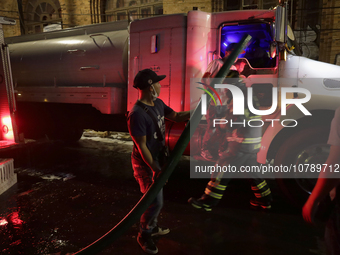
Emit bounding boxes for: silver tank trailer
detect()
[7,21,129,88]
[4,21,130,140]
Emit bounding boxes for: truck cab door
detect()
[128,28,171,111]
[139,30,171,103]
[128,15,187,112]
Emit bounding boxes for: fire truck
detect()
[5,4,340,205]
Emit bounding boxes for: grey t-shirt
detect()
[128,98,173,162]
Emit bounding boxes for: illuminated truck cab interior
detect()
[220,22,277,74]
[219,22,278,112]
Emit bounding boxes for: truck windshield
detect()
[221,22,276,70]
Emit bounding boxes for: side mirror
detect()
[275,5,287,43]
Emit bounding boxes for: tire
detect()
[274,126,330,207]
[46,119,83,142]
[59,127,84,142]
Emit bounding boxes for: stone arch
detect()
[90,0,107,23]
[91,0,99,23]
[24,0,62,34]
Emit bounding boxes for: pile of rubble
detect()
[82,130,132,141]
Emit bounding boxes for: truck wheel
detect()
[47,125,83,142]
[274,126,330,207]
[60,128,84,142]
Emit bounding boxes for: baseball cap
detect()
[133,69,166,90]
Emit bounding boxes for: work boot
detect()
[151,225,170,237]
[188,197,213,212]
[250,198,272,210]
[137,232,158,254]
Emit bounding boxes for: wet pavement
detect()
[0,134,325,254]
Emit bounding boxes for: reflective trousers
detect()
[202,152,272,206]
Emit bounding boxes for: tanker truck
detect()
[5,5,340,205]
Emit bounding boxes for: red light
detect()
[2,116,11,126]
[1,116,14,140]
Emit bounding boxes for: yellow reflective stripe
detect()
[208,181,227,191]
[242,137,262,144]
[261,189,272,197]
[203,206,212,211]
[253,189,271,198]
[254,144,261,149]
[215,185,227,191]
[191,203,202,209]
[205,188,223,199]
[242,141,261,144]
[258,181,267,189]
[249,116,261,119]
[251,181,267,190]
[244,137,262,141]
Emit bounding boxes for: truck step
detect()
[0,158,17,196]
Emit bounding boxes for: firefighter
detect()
[201,43,246,161]
[189,78,273,210]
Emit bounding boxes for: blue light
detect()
[223,42,228,47]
